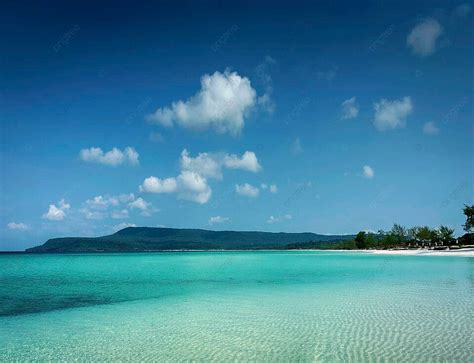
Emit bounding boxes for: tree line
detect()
[286,205,474,250]
[346,205,474,250]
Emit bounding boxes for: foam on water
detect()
[1,251,473,361]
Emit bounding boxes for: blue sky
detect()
[1,0,472,250]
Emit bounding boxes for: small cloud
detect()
[423,121,439,135]
[363,165,375,179]
[79,209,106,220]
[341,97,359,119]
[407,19,443,57]
[180,149,261,179]
[373,97,413,131]
[140,172,211,204]
[140,176,178,193]
[223,151,261,172]
[235,183,259,197]
[7,222,29,231]
[209,216,230,225]
[128,197,154,216]
[42,199,70,221]
[267,214,292,224]
[269,184,278,193]
[79,147,139,166]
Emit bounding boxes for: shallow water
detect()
[1,251,473,361]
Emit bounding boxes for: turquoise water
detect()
[1,251,473,361]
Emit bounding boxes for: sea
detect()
[1,251,472,361]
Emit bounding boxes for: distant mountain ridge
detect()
[26,227,354,253]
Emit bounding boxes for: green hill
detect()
[26,227,354,253]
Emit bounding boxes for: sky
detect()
[1,0,473,251]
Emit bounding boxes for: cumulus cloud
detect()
[7,222,29,231]
[363,165,375,179]
[139,177,178,193]
[407,19,443,57]
[267,214,292,224]
[179,149,261,179]
[223,151,261,172]
[235,183,259,197]
[140,149,260,204]
[423,121,439,135]
[176,171,212,204]
[180,149,223,179]
[80,147,139,166]
[146,70,258,135]
[373,97,413,131]
[341,97,359,119]
[209,216,230,225]
[269,184,278,193]
[43,199,70,221]
[128,197,154,216]
[139,172,211,204]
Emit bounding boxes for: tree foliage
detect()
[463,204,474,232]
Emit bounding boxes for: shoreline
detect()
[363,248,474,257]
[2,248,473,256]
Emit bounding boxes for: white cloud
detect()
[373,97,413,131]
[423,121,439,135]
[7,222,29,231]
[42,199,70,221]
[139,172,211,204]
[267,214,292,224]
[139,176,178,193]
[112,222,137,232]
[128,197,154,216]
[85,195,124,210]
[146,70,258,135]
[453,3,471,17]
[363,165,375,179]
[79,209,106,220]
[140,149,260,204]
[407,19,443,57]
[181,149,223,179]
[341,97,359,119]
[223,151,261,172]
[82,194,154,218]
[235,183,259,197]
[79,147,139,166]
[209,216,230,225]
[176,171,212,204]
[180,149,261,179]
[269,184,278,193]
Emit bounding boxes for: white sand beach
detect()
[367,248,474,257]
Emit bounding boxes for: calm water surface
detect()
[1,251,473,361]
